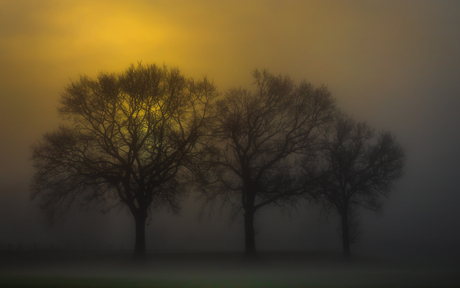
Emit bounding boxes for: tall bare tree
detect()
[199,70,335,255]
[30,63,217,256]
[304,113,405,258]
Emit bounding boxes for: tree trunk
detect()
[134,213,147,257]
[244,209,256,256]
[341,211,351,259]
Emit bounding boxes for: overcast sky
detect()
[1,0,460,261]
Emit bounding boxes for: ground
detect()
[0,250,459,287]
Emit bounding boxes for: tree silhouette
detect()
[199,70,335,255]
[303,113,405,258]
[30,63,217,256]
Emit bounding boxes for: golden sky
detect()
[2,0,458,120]
[1,0,460,256]
[2,0,451,86]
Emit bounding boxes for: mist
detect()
[1,0,460,286]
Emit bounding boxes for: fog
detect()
[1,2,460,283]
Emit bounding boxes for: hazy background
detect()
[1,0,459,262]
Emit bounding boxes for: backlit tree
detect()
[31,63,217,256]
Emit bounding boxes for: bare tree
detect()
[199,70,335,255]
[304,113,405,258]
[30,63,217,256]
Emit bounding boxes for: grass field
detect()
[0,251,458,287]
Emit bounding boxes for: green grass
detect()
[0,276,319,288]
[2,275,457,288]
[1,251,458,287]
[3,276,185,288]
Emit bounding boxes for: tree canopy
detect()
[199,69,336,254]
[31,63,217,255]
[304,112,405,257]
